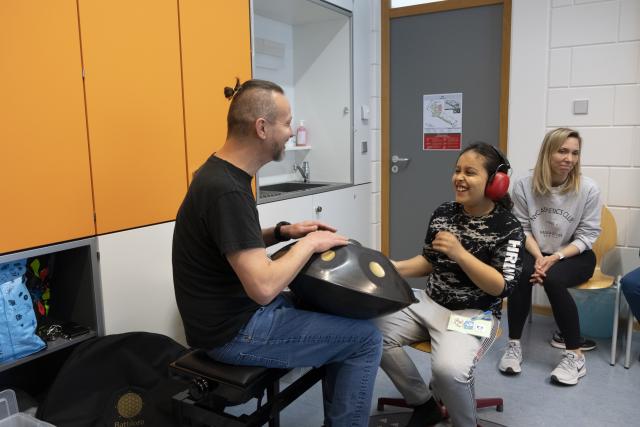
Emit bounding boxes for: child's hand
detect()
[432,231,466,262]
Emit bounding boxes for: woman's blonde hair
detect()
[532,127,582,196]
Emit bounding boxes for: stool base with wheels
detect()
[376,396,504,418]
[376,340,504,425]
[170,349,325,427]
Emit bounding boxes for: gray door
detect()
[389,5,504,286]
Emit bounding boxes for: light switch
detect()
[573,99,588,115]
[361,105,370,121]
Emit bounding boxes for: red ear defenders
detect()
[485,146,511,201]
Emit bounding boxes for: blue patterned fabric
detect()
[0,259,45,362]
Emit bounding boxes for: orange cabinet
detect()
[78,0,188,234]
[178,0,253,180]
[0,1,95,254]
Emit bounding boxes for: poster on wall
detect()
[423,93,463,150]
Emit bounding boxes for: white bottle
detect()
[296,120,307,146]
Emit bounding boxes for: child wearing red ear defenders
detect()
[375,142,525,427]
[500,127,602,386]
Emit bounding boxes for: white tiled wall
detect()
[550,2,619,47]
[610,168,640,206]
[581,166,610,202]
[633,127,640,165]
[353,0,372,185]
[507,0,640,307]
[526,0,640,261]
[614,84,640,125]
[575,0,614,4]
[547,87,615,125]
[549,48,571,87]
[609,206,629,244]
[577,127,634,166]
[629,208,640,246]
[369,0,382,250]
[571,42,640,86]
[620,0,640,41]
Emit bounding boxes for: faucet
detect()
[294,161,310,183]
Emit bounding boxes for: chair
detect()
[170,349,325,427]
[376,334,504,422]
[571,206,620,365]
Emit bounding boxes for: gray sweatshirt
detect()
[512,175,601,254]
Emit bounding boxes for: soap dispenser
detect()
[296,120,307,146]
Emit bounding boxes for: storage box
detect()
[0,390,54,427]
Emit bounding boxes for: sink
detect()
[260,182,329,193]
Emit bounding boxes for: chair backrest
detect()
[592,205,617,268]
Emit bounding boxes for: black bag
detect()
[36,332,188,427]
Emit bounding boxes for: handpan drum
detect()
[271,240,417,319]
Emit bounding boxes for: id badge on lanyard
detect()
[447,310,493,338]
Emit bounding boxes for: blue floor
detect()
[227,313,640,426]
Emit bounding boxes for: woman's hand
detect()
[529,255,558,284]
[432,231,466,262]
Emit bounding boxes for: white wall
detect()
[97,222,186,345]
[353,0,373,185]
[295,18,352,183]
[508,0,640,305]
[506,0,549,185]
[368,0,382,250]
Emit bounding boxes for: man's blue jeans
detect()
[208,294,383,427]
[621,267,640,322]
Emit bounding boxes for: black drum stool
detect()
[170,349,325,427]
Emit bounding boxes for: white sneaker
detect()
[550,351,586,385]
[499,340,522,375]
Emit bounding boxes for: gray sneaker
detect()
[499,340,522,375]
[550,351,586,385]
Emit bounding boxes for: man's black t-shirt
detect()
[172,156,264,348]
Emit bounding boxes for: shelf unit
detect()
[285,145,312,151]
[0,238,104,392]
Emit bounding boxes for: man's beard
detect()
[272,142,285,162]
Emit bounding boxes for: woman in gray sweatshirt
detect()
[498,128,601,386]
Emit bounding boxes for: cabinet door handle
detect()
[315,206,323,213]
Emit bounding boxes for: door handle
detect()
[391,154,410,174]
[391,155,410,164]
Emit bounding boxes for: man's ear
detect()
[255,118,268,140]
